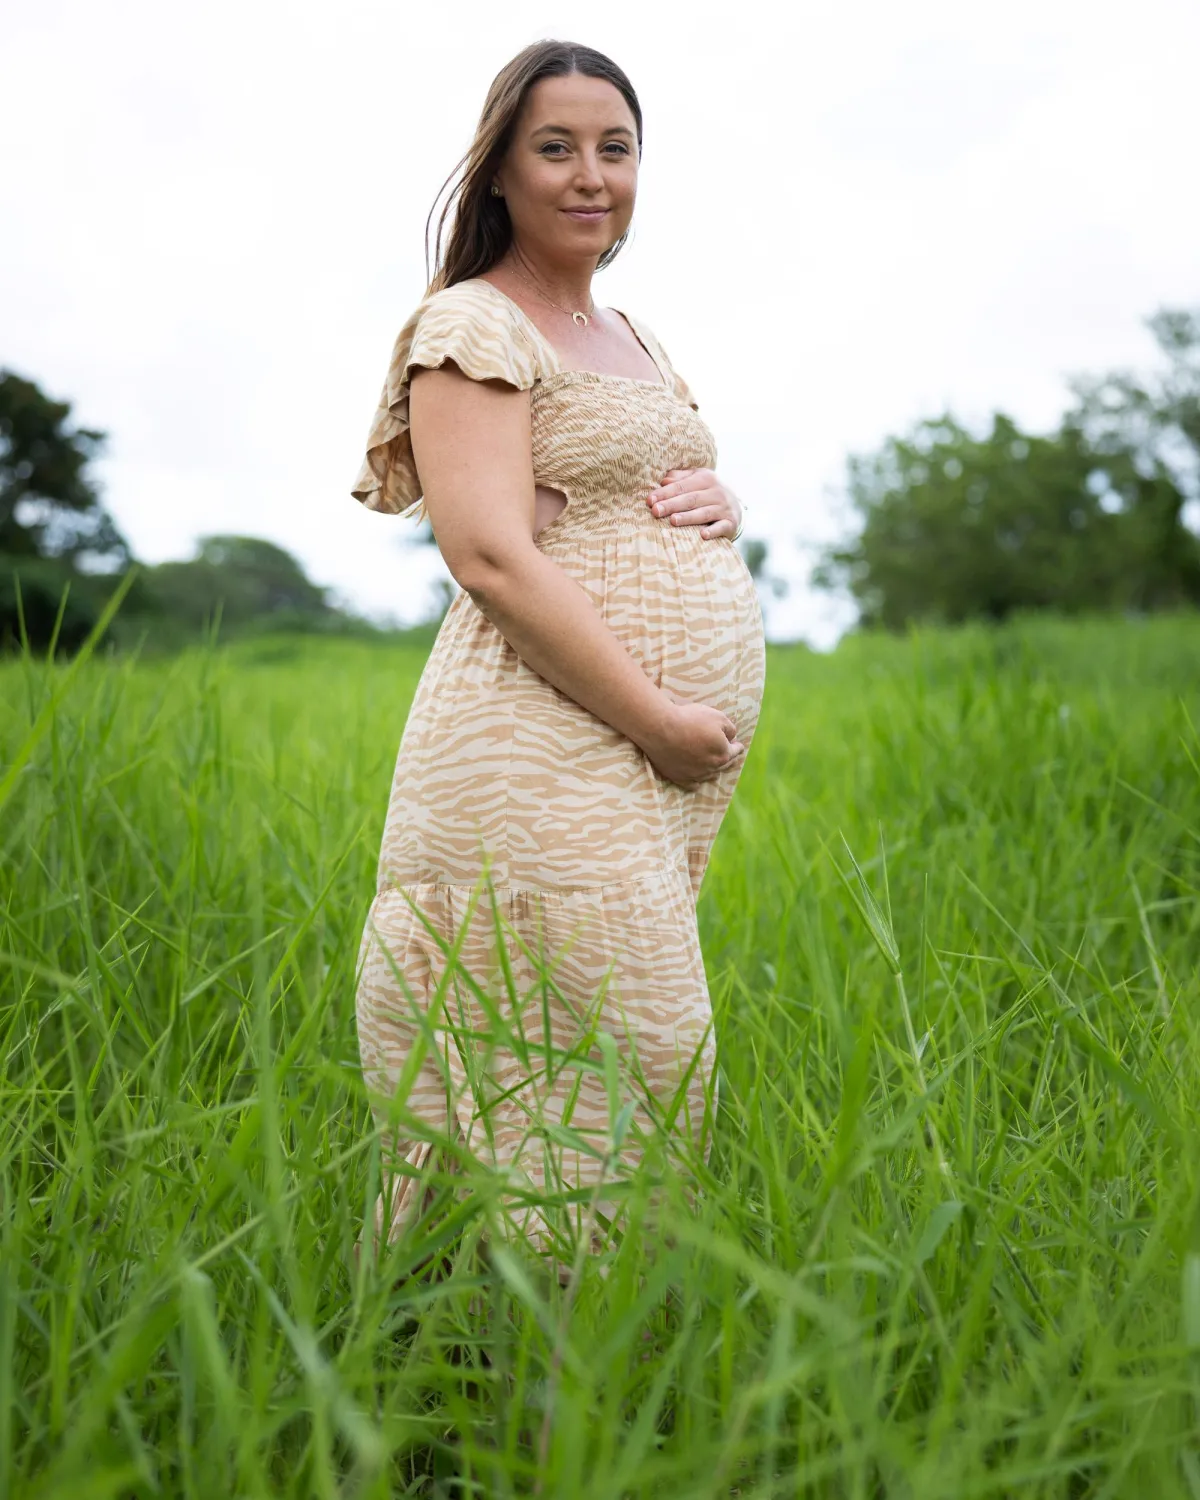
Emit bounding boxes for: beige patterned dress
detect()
[351,277,766,1253]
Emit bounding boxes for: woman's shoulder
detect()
[414,277,515,334]
[350,278,543,518]
[406,278,545,389]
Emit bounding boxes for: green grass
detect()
[2,612,1199,1498]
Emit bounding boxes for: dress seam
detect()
[377,863,692,899]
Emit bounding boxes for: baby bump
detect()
[543,525,766,737]
[384,536,764,889]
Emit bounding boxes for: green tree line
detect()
[6,304,1198,653]
[814,306,1200,628]
[0,371,384,653]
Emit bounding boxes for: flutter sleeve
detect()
[350,282,543,518]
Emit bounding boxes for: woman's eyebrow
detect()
[530,123,636,139]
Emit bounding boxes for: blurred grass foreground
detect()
[2,613,1199,1498]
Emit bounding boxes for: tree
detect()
[815,306,1200,632]
[145,535,335,634]
[0,373,393,653]
[1068,308,1200,501]
[814,408,1200,631]
[1064,306,1200,607]
[1,370,137,651]
[0,370,129,568]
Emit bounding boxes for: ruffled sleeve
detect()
[350,282,544,519]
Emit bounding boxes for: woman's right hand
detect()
[639,698,745,788]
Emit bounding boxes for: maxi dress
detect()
[350,277,766,1252]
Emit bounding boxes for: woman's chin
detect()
[551,231,624,261]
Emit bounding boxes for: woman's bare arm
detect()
[408,363,742,782]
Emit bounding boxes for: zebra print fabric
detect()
[351,278,767,1258]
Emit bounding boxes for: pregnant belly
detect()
[382,524,766,889]
[540,523,765,726]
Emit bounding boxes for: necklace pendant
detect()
[573,310,589,328]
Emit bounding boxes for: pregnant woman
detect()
[352,40,766,1261]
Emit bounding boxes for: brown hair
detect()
[425,40,643,294]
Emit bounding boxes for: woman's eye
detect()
[538,141,630,158]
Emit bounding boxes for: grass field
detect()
[3,611,1199,1498]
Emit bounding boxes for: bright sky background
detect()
[4,0,1198,646]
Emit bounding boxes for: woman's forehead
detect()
[518,74,636,133]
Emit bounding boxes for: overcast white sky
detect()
[4,0,1198,645]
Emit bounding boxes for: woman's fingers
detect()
[652,468,698,494]
[668,504,724,526]
[687,741,745,786]
[700,743,745,782]
[650,490,713,519]
[661,499,738,539]
[647,467,739,540]
[717,722,744,771]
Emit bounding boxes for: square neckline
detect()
[468,276,671,391]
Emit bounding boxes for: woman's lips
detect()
[562,208,609,222]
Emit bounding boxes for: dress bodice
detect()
[529,372,718,544]
[350,276,712,539]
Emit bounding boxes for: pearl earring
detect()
[490,184,502,197]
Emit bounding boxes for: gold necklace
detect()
[508,260,595,328]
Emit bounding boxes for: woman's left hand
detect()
[647,469,742,540]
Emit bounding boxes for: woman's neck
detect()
[502,246,597,313]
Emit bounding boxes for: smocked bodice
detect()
[530,372,719,544]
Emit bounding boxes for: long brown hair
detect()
[425,41,643,294]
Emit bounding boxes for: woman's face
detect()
[495,73,640,265]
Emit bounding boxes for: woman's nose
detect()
[573,153,606,190]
